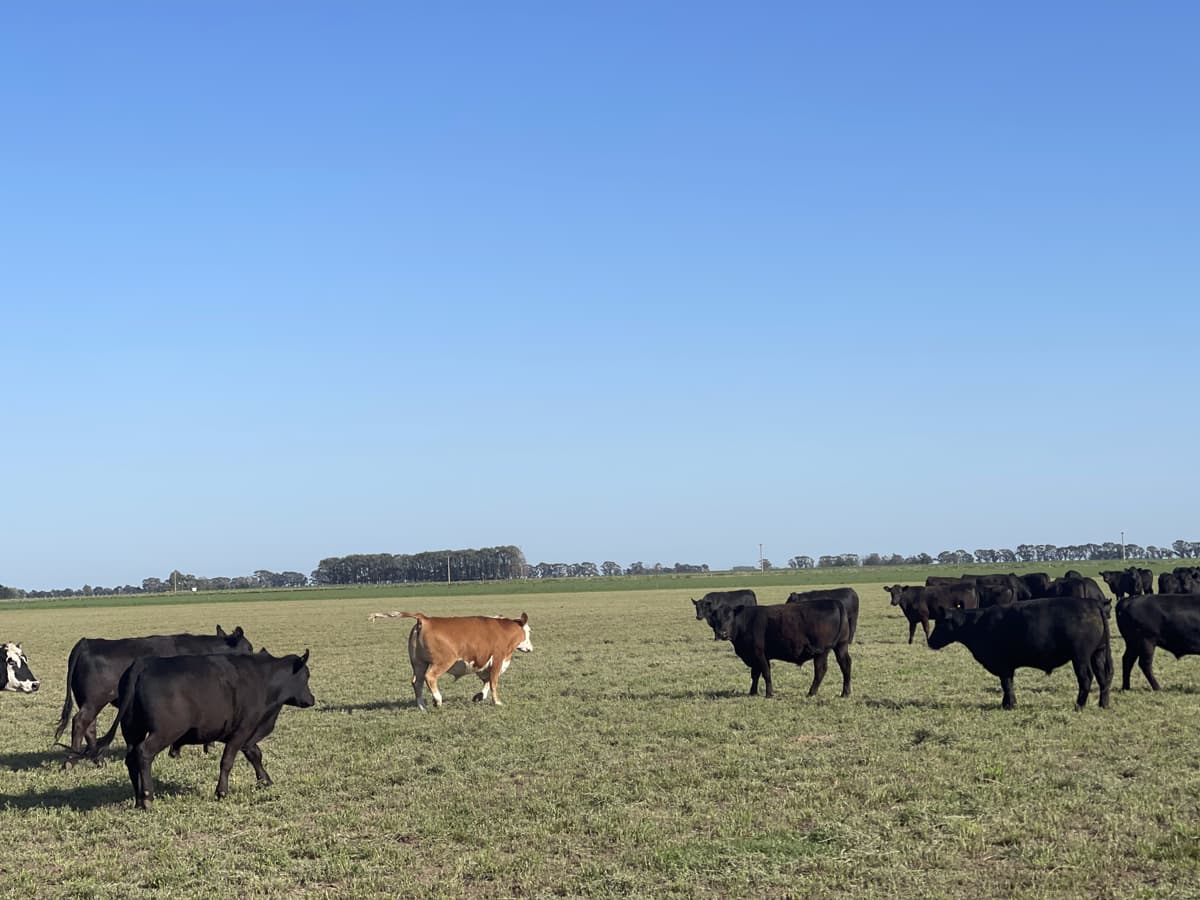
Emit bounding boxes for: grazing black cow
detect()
[1100,569,1143,601]
[2,643,39,694]
[56,626,253,764]
[1020,573,1053,598]
[86,649,314,808]
[927,596,1112,710]
[713,600,851,698]
[885,583,979,644]
[692,590,757,640]
[785,588,859,642]
[1116,593,1200,690]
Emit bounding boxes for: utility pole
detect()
[447,554,451,586]
[759,543,764,573]
[1121,531,1126,562]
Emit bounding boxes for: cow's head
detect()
[883,585,904,606]
[927,609,970,650]
[283,649,316,708]
[691,597,706,621]
[713,604,748,641]
[515,613,533,653]
[217,625,254,653]
[2,643,38,693]
[1099,571,1121,591]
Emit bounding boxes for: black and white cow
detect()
[2,643,39,693]
[86,649,315,809]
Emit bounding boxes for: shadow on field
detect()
[0,750,63,771]
[316,700,411,714]
[864,697,972,711]
[0,778,190,811]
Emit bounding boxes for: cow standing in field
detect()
[785,588,859,642]
[56,626,254,766]
[369,611,533,710]
[85,649,314,809]
[927,596,1113,710]
[885,583,979,644]
[692,590,757,640]
[2,643,39,693]
[1101,570,1144,601]
[713,599,851,699]
[1116,593,1200,690]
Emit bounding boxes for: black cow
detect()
[1116,593,1200,690]
[1172,568,1200,593]
[1043,575,1107,605]
[1160,573,1183,595]
[713,600,851,698]
[86,649,314,809]
[1133,567,1154,595]
[692,590,757,640]
[56,625,253,764]
[1100,570,1143,601]
[1020,573,1052,598]
[785,588,859,642]
[885,583,979,644]
[927,596,1112,710]
[2,643,39,694]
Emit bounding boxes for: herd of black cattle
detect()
[3,564,1200,810]
[691,565,1200,711]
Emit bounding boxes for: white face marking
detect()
[516,624,533,653]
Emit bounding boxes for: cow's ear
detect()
[294,649,310,672]
[234,626,244,637]
[691,598,699,607]
[216,625,227,637]
[519,612,528,626]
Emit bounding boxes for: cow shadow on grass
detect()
[0,750,64,771]
[0,778,190,812]
[316,700,411,714]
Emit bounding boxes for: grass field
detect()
[3,577,1199,898]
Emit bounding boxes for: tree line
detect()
[4,538,1198,600]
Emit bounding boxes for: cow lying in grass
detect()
[369,611,533,710]
[2,643,39,694]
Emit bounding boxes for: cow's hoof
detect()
[256,777,273,789]
[168,748,181,759]
[472,692,485,702]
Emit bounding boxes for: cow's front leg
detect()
[760,659,774,698]
[242,743,272,788]
[907,620,917,644]
[999,674,1017,710]
[748,664,761,696]
[216,742,241,799]
[486,667,503,706]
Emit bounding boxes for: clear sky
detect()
[3,3,1197,590]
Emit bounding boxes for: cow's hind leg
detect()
[1138,641,1161,691]
[411,658,430,711]
[808,651,829,697]
[1121,643,1138,690]
[1093,641,1113,709]
[834,643,852,698]
[134,733,171,809]
[422,663,452,708]
[1071,656,1093,711]
[760,658,774,698]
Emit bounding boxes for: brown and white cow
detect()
[368,611,532,710]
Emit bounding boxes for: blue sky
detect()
[3,3,1197,589]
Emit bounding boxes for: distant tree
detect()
[760,559,773,571]
[788,556,814,569]
[626,561,646,575]
[863,553,883,567]
[601,561,622,577]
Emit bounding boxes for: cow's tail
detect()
[1095,597,1114,685]
[54,640,84,742]
[367,610,425,625]
[83,659,145,763]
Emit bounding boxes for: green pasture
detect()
[2,578,1199,898]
